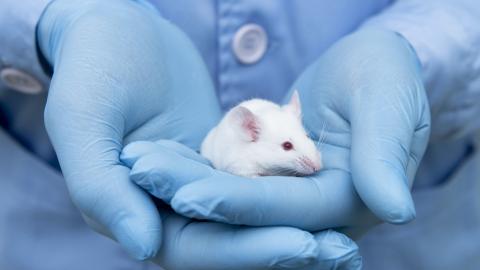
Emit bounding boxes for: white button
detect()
[0,68,43,94]
[232,24,268,64]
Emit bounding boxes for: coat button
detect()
[0,67,43,94]
[232,24,268,64]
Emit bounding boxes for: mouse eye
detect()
[282,141,293,151]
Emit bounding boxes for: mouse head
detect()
[230,91,322,176]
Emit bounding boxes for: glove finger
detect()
[121,139,210,167]
[321,30,430,224]
[350,77,430,224]
[127,144,372,230]
[45,105,162,260]
[129,151,213,202]
[170,169,375,230]
[157,211,320,270]
[406,113,431,182]
[66,162,161,260]
[298,230,362,270]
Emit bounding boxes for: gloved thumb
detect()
[38,0,165,260]
[349,70,430,224]
[44,101,163,260]
[346,30,431,224]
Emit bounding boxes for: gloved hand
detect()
[122,29,431,242]
[36,0,343,268]
[361,0,480,142]
[122,140,363,269]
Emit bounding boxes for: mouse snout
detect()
[299,155,322,173]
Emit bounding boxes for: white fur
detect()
[201,92,322,178]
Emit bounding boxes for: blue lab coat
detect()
[1,0,479,269]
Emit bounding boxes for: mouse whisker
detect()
[317,121,327,149]
[316,121,325,145]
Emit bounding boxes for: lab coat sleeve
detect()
[0,0,52,93]
[362,0,480,140]
[1,0,163,94]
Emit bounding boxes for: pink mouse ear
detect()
[230,106,260,142]
[284,90,302,118]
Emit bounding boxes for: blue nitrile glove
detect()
[122,30,431,241]
[36,1,339,268]
[121,140,363,270]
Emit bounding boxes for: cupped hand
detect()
[122,29,431,240]
[36,0,217,260]
[122,140,363,269]
[37,1,358,268]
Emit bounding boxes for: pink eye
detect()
[282,141,293,151]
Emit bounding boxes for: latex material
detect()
[35,0,363,268]
[2,0,478,269]
[362,0,480,141]
[36,0,344,268]
[0,127,156,270]
[359,141,480,269]
[122,140,362,270]
[122,30,431,237]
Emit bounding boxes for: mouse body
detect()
[201,91,322,178]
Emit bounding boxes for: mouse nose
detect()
[300,157,322,172]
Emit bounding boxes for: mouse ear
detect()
[284,90,302,118]
[230,106,260,142]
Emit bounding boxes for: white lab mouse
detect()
[201,90,322,178]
